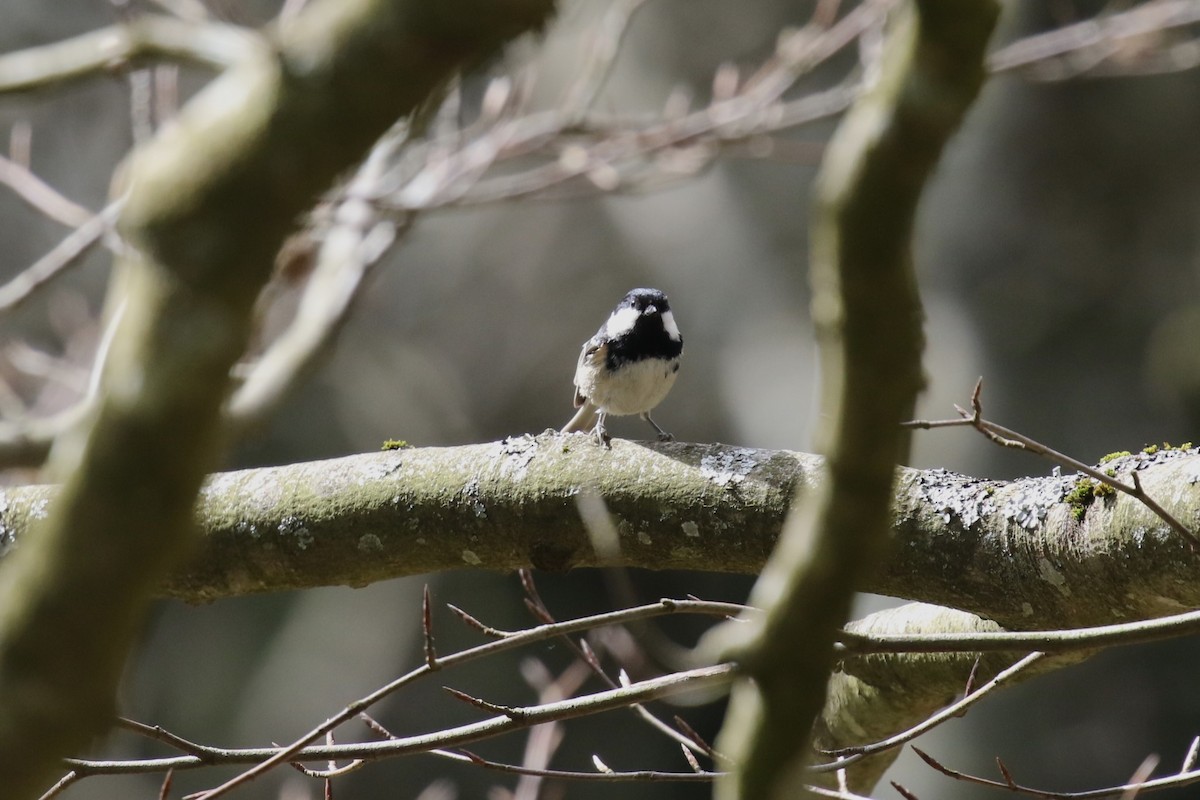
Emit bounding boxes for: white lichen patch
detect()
[235,520,261,539]
[915,469,996,529]
[358,534,383,553]
[637,531,653,546]
[1021,602,1034,616]
[461,549,482,565]
[30,497,49,520]
[278,515,313,549]
[461,478,487,518]
[681,520,700,538]
[1001,474,1076,531]
[700,448,760,488]
[496,435,538,481]
[356,451,406,483]
[1037,557,1071,597]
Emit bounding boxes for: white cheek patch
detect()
[661,310,681,341]
[606,305,640,336]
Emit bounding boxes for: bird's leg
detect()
[593,412,612,448]
[641,412,673,442]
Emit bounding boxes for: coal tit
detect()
[561,287,683,445]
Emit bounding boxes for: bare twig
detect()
[226,122,414,426]
[422,584,438,670]
[559,0,652,122]
[812,652,1045,770]
[446,603,512,639]
[64,664,735,782]
[1182,736,1200,773]
[914,745,1200,799]
[905,378,1200,548]
[443,687,526,720]
[1121,754,1160,800]
[0,201,123,314]
[157,769,173,800]
[181,598,740,799]
[115,717,223,759]
[511,656,589,800]
[0,153,93,227]
[434,747,718,782]
[516,569,714,757]
[34,772,78,800]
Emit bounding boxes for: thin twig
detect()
[914,745,1200,799]
[434,747,718,782]
[181,598,740,799]
[559,0,652,121]
[67,664,735,781]
[905,378,1200,548]
[446,603,512,639]
[116,717,224,758]
[422,584,438,670]
[812,652,1045,770]
[35,771,78,800]
[443,687,526,720]
[516,569,713,757]
[0,152,93,227]
[0,201,123,314]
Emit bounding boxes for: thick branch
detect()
[0,439,1196,628]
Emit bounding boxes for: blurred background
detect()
[2,0,1199,798]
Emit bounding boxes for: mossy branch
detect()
[0,439,1195,624]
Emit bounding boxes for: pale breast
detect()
[575,355,680,417]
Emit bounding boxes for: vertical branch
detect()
[709,2,1000,799]
[0,2,555,798]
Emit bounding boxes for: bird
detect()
[561,287,683,446]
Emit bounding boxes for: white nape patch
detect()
[607,305,640,336]
[661,310,681,341]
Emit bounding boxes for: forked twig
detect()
[905,378,1200,548]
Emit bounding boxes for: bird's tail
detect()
[561,402,599,434]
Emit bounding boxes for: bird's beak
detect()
[646,304,658,315]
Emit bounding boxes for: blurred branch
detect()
[0,201,124,314]
[708,2,999,799]
[990,0,1200,79]
[0,153,94,228]
[0,16,263,94]
[0,1,557,799]
[226,123,415,427]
